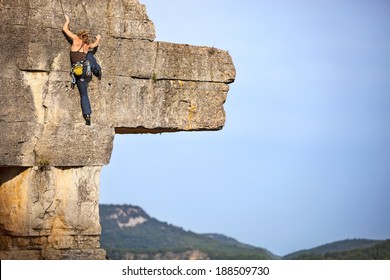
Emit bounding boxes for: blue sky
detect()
[100,0,390,256]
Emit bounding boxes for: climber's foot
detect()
[85,115,91,126]
[97,70,102,80]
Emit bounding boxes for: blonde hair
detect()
[77,30,90,44]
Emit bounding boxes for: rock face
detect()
[0,166,105,259]
[0,0,235,259]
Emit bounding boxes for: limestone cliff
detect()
[0,0,235,259]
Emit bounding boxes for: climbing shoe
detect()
[85,114,91,126]
[97,70,102,81]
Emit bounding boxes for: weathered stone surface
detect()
[155,42,235,83]
[0,166,101,245]
[34,124,115,166]
[0,0,235,259]
[111,79,229,133]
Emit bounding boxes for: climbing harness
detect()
[73,62,84,76]
[70,59,92,89]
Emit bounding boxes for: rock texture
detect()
[0,167,105,259]
[0,0,235,259]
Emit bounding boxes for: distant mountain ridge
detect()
[99,204,390,260]
[99,204,276,260]
[285,239,390,260]
[284,238,383,259]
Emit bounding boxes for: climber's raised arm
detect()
[89,35,101,49]
[62,15,78,41]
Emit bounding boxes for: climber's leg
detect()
[86,52,102,79]
[76,78,92,125]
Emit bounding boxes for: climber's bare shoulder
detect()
[70,38,84,52]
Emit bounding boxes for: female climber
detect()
[63,15,102,126]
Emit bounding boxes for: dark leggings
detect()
[76,78,91,116]
[75,52,101,117]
